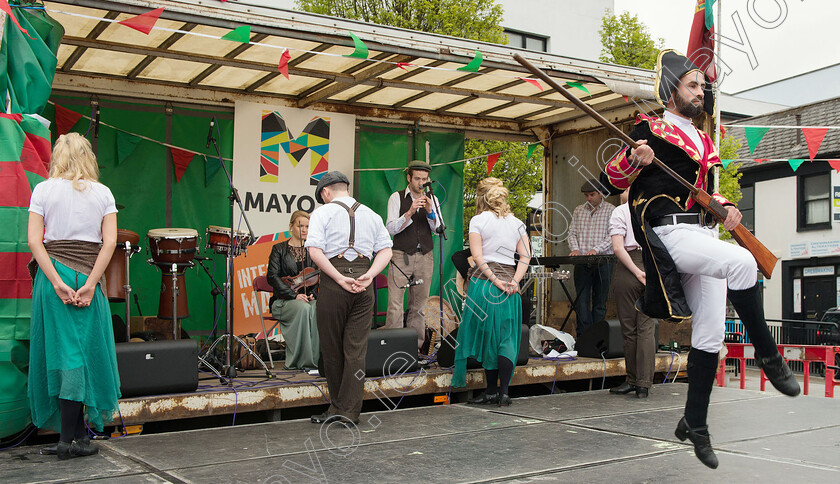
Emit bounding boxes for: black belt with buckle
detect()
[650,213,702,227]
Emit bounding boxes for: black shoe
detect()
[40,444,57,456]
[609,382,637,394]
[56,441,73,460]
[310,412,341,424]
[498,394,512,407]
[675,417,718,469]
[636,387,649,399]
[758,353,800,397]
[467,392,499,405]
[69,437,99,457]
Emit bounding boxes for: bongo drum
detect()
[105,229,139,301]
[147,228,199,264]
[205,225,249,256]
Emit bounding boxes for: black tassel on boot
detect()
[727,283,800,397]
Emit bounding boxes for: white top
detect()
[305,196,393,261]
[468,211,527,266]
[385,188,444,236]
[664,110,705,158]
[609,203,640,251]
[28,178,117,243]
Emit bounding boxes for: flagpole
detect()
[714,0,722,194]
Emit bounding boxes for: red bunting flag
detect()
[0,0,34,39]
[517,77,543,91]
[278,49,291,79]
[803,127,828,161]
[170,147,196,182]
[118,7,165,35]
[829,160,840,173]
[754,159,769,164]
[54,104,83,137]
[487,153,501,174]
[396,62,414,70]
[622,95,630,103]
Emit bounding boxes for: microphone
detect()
[205,118,215,148]
[421,181,434,188]
[194,256,212,261]
[400,278,424,289]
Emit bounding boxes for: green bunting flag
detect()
[116,131,141,165]
[526,144,538,160]
[744,127,769,155]
[221,25,251,43]
[345,32,369,59]
[788,159,805,172]
[457,50,483,72]
[565,81,591,97]
[384,168,404,193]
[204,155,220,187]
[720,159,732,169]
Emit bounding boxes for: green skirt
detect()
[28,259,121,432]
[451,278,522,388]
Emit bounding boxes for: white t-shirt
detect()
[28,178,117,243]
[468,211,527,265]
[609,203,640,251]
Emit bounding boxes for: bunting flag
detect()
[517,77,543,91]
[278,49,291,79]
[487,152,501,173]
[53,104,83,136]
[687,0,717,81]
[116,131,141,165]
[744,126,769,155]
[526,144,538,160]
[221,25,251,43]
[830,160,840,173]
[754,159,769,164]
[396,62,414,70]
[565,81,590,97]
[803,127,828,161]
[205,155,221,187]
[170,147,196,182]
[457,50,483,72]
[0,0,34,39]
[622,95,630,103]
[721,159,732,169]
[117,6,165,35]
[345,32,369,59]
[788,159,805,172]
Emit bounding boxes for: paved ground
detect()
[2,382,838,483]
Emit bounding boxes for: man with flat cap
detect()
[568,178,615,338]
[603,49,799,469]
[305,171,393,425]
[384,160,444,352]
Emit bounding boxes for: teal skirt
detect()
[28,259,121,432]
[451,278,522,388]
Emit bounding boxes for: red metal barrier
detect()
[717,343,840,397]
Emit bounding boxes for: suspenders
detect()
[330,200,363,258]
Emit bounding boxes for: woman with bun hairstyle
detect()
[451,178,530,406]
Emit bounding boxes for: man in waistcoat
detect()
[384,160,444,351]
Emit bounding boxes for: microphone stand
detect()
[200,121,272,383]
[425,182,448,344]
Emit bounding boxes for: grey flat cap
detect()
[315,171,350,204]
[407,159,431,172]
[580,178,606,194]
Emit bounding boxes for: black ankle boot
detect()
[675,417,719,469]
[758,353,800,397]
[57,441,73,460]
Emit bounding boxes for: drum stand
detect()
[198,120,271,382]
[121,241,141,342]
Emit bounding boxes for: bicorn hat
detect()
[655,49,715,116]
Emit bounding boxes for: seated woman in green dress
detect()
[267,210,320,370]
[451,178,531,406]
[27,133,122,459]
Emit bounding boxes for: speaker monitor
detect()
[577,319,624,358]
[115,339,199,398]
[319,328,419,378]
[436,324,529,368]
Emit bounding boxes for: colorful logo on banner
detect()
[259,111,329,185]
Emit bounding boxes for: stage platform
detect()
[110,352,689,426]
[3,383,839,483]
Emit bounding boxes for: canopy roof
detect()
[45,0,656,137]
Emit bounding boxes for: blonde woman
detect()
[452,178,530,406]
[266,210,320,369]
[27,133,121,459]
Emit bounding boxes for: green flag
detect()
[384,168,405,194]
[720,159,732,170]
[565,81,591,97]
[457,50,483,72]
[345,32,369,59]
[788,159,805,172]
[221,25,251,43]
[744,127,769,155]
[116,131,141,165]
[526,144,538,160]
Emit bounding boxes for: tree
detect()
[296,0,507,43]
[598,10,664,69]
[718,134,743,241]
[463,139,543,239]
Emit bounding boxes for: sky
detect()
[613,0,840,94]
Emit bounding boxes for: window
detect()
[504,29,548,52]
[798,172,830,230]
[740,185,754,232]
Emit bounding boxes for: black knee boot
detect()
[728,283,800,396]
[677,348,719,469]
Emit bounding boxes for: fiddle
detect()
[281,266,320,292]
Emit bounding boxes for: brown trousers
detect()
[316,257,373,421]
[614,249,657,388]
[385,249,434,349]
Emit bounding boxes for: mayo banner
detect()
[232,101,356,333]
